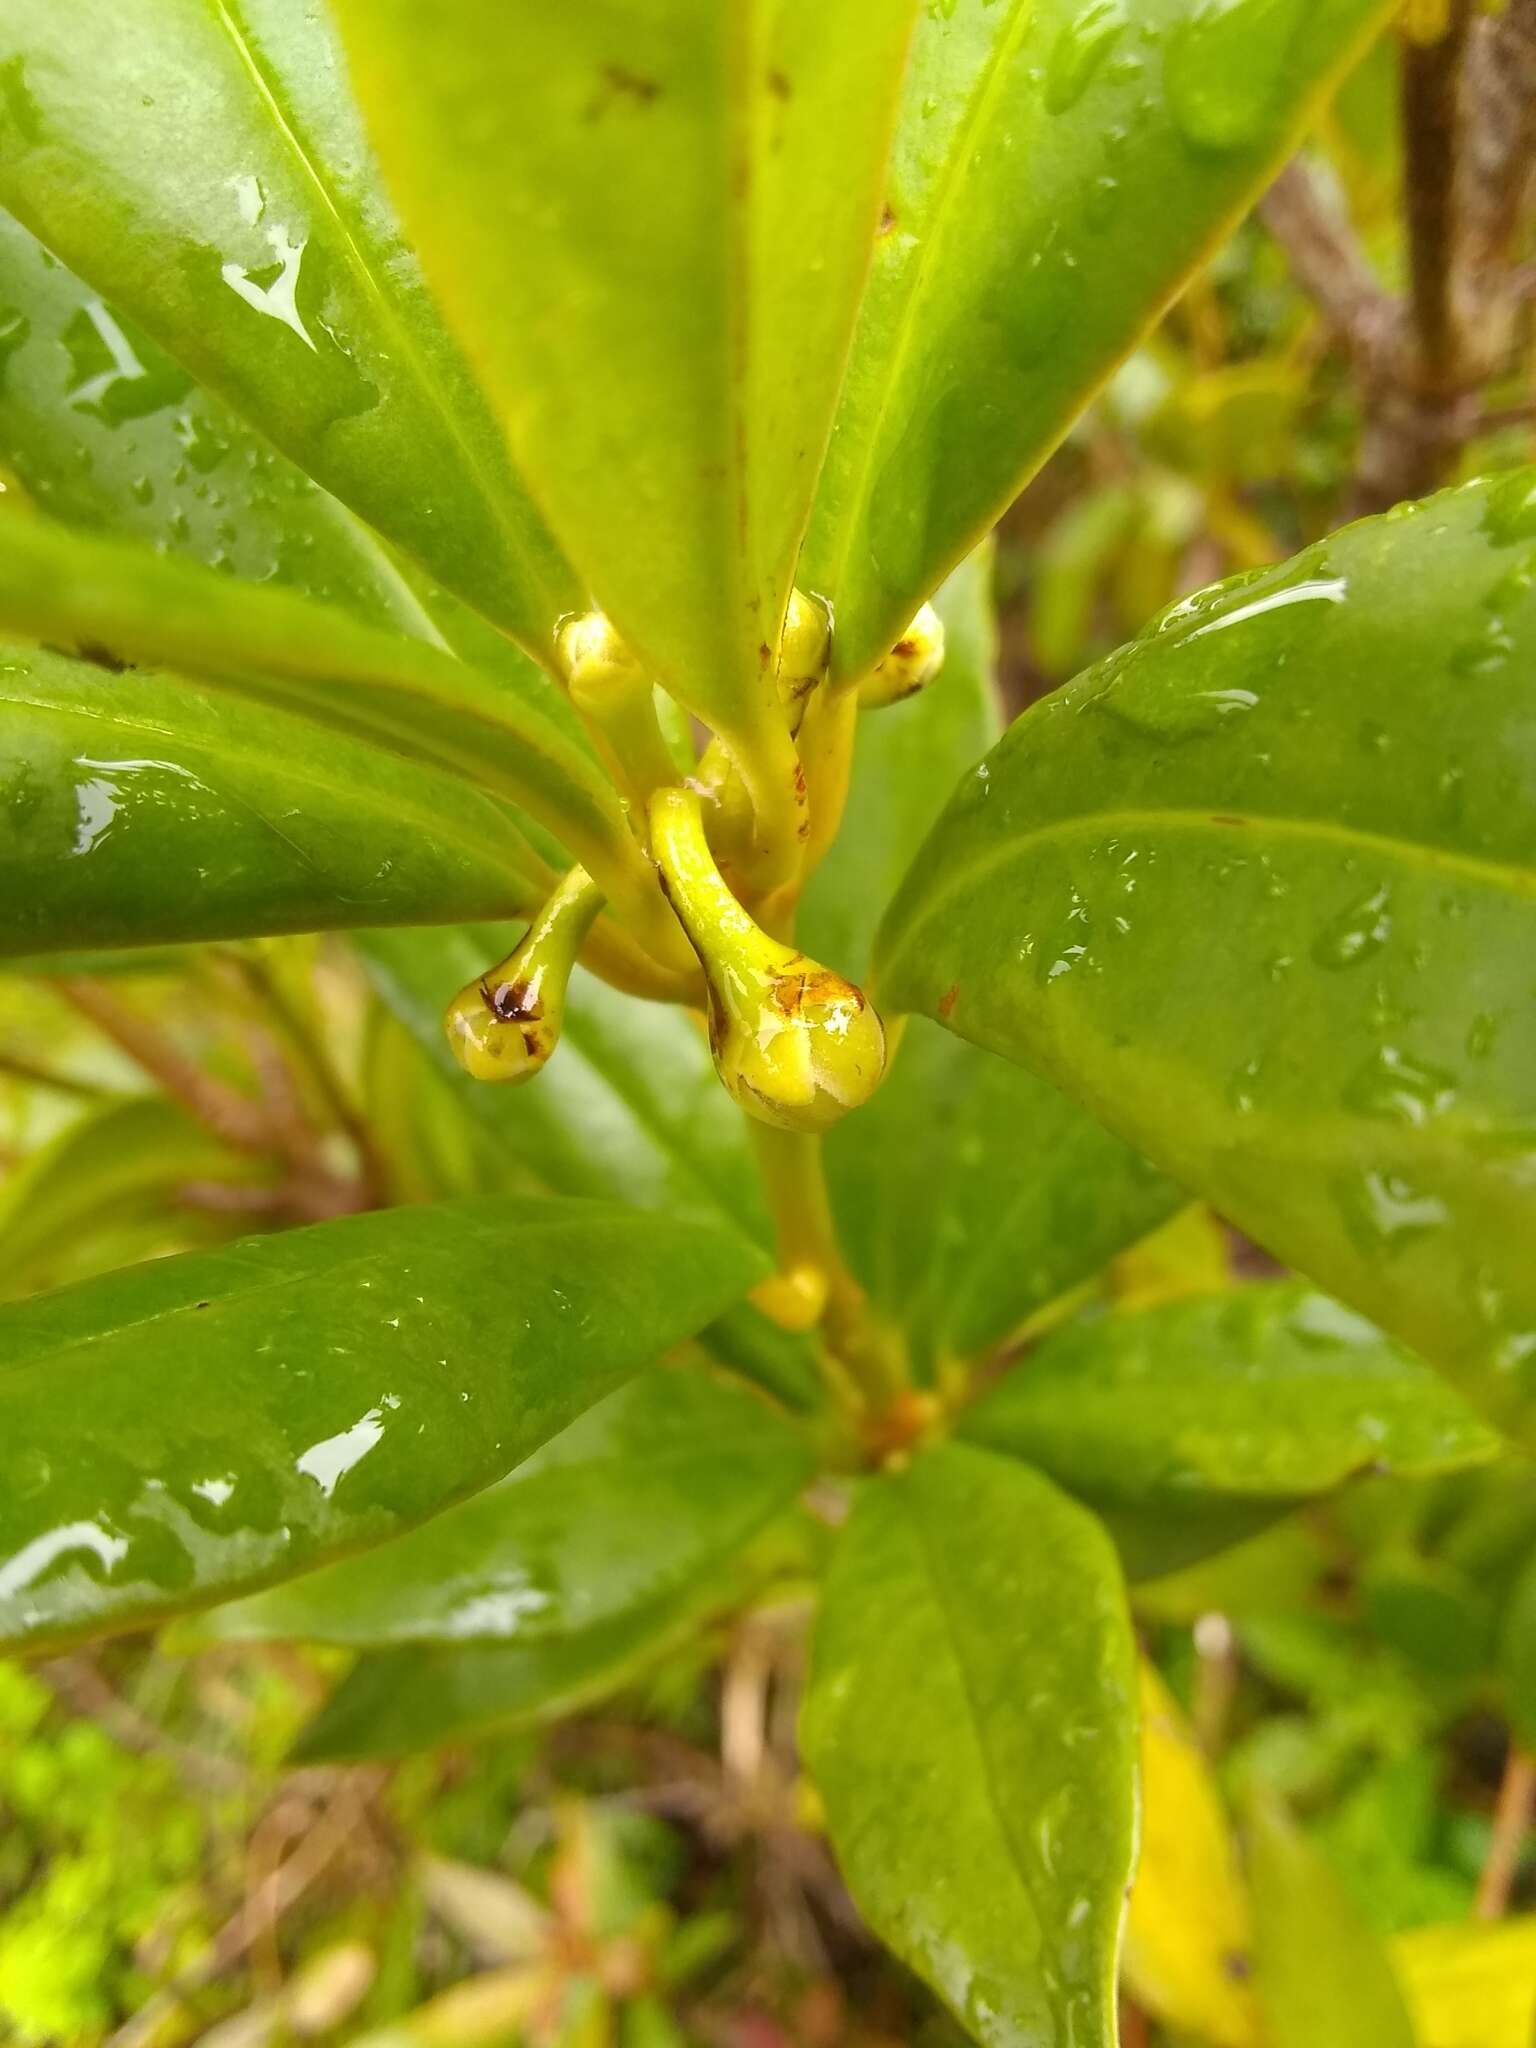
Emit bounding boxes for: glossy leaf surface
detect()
[802,0,1391,683]
[0,0,579,649]
[808,548,1177,1367]
[0,1197,761,1650]
[203,1367,810,1646]
[0,519,665,941]
[802,1443,1137,2048]
[290,1591,715,1764]
[879,476,1536,1445]
[333,0,914,753]
[0,644,548,959]
[0,207,436,634]
[1247,1796,1416,2048]
[963,1284,1499,1508]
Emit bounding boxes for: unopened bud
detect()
[860,601,945,709]
[443,867,602,1083]
[775,588,832,736]
[648,786,884,1132]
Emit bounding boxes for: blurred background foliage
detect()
[3,15,1536,2047]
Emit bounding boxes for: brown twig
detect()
[39,1653,243,1794]
[1258,161,1395,368]
[1475,1745,1535,1919]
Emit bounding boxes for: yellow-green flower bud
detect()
[860,601,945,709]
[443,867,602,1084]
[557,611,678,809]
[775,588,832,736]
[648,786,884,1132]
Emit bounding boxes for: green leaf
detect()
[801,1442,1137,2048]
[288,1592,713,1763]
[1247,1795,1416,2048]
[0,644,551,960]
[0,0,579,651]
[963,1283,1499,1576]
[201,1365,811,1646]
[877,474,1536,1446]
[0,1095,254,1298]
[964,1284,1499,1508]
[331,0,915,767]
[1392,1917,1536,2048]
[0,1196,761,1651]
[0,207,435,635]
[807,544,1178,1369]
[1498,1542,1536,1751]
[802,0,1392,683]
[0,518,670,949]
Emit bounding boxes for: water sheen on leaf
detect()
[802,1443,1137,2048]
[801,0,1391,683]
[878,476,1536,1447]
[0,1197,762,1650]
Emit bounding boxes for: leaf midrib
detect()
[884,804,1536,982]
[209,0,564,622]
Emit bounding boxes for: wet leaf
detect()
[878,475,1536,1447]
[0,0,579,651]
[1124,1660,1261,2048]
[333,0,915,773]
[963,1283,1498,1516]
[0,644,550,960]
[0,1196,762,1650]
[201,1366,811,1646]
[0,518,669,947]
[1247,1795,1416,2047]
[801,0,1392,684]
[802,1442,1138,2048]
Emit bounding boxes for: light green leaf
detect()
[963,1283,1499,1576]
[201,1365,811,1646]
[964,1284,1499,1508]
[0,0,579,650]
[331,0,915,787]
[0,644,550,960]
[877,474,1536,1446]
[802,0,1393,684]
[0,1195,762,1650]
[802,1442,1138,2048]
[1248,1795,1417,2048]
[808,544,1178,1369]
[0,518,670,949]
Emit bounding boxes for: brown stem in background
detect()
[1461,0,1536,310]
[1258,162,1395,368]
[1475,1746,1535,1919]
[1401,0,1476,397]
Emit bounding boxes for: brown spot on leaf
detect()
[586,62,661,118]
[938,983,960,1019]
[1222,1952,1252,1983]
[878,202,897,235]
[767,68,792,99]
[1210,813,1248,827]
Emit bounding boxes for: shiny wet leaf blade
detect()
[201,1366,811,1647]
[803,0,1392,683]
[332,0,915,754]
[0,644,550,959]
[0,1196,763,1650]
[0,518,665,944]
[802,1442,1138,2048]
[0,0,580,652]
[878,475,1536,1447]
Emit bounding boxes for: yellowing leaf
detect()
[1124,1661,1263,2048]
[1391,1917,1536,2048]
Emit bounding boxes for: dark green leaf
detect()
[808,545,1177,1369]
[332,0,915,764]
[202,1365,811,1647]
[0,0,579,650]
[0,1196,762,1650]
[1248,1794,1417,2048]
[802,0,1392,683]
[0,644,550,959]
[0,518,671,949]
[963,1283,1499,1576]
[1499,1542,1536,1752]
[878,475,1536,1446]
[802,1442,1137,2048]
[289,1592,713,1764]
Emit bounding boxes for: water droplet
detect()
[1167,0,1304,151]
[1483,469,1536,547]
[222,224,319,352]
[229,172,266,227]
[63,300,192,424]
[1466,1012,1498,1059]
[1313,885,1392,969]
[0,304,28,385]
[1046,0,1128,113]
[1344,1046,1457,1126]
[1337,1168,1449,1251]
